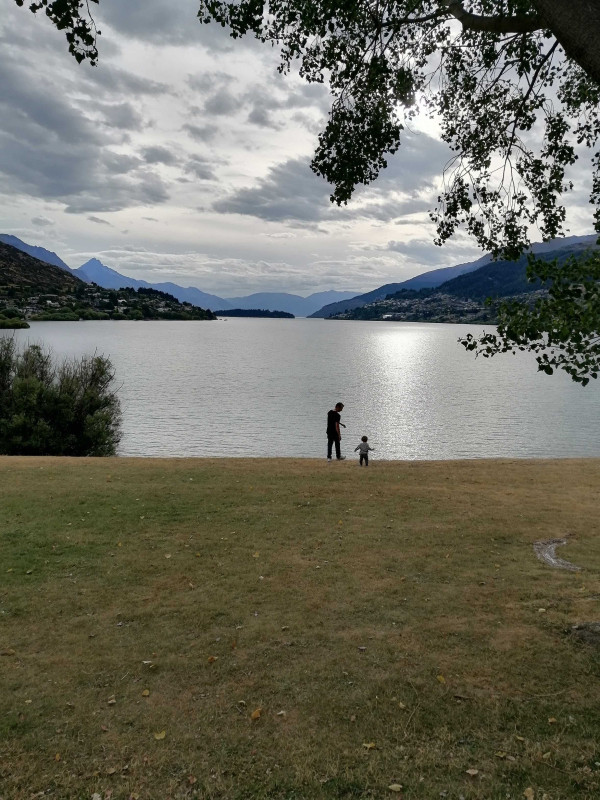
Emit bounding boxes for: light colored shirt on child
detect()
[355,441,374,454]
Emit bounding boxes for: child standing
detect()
[354,436,374,466]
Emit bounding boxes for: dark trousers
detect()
[327,436,341,459]
[359,453,369,466]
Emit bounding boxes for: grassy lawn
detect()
[1,456,600,800]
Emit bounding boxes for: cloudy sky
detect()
[0,1,595,298]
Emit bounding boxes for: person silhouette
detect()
[326,402,345,460]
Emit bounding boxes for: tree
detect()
[463,250,600,383]
[0,339,121,455]
[15,1,600,380]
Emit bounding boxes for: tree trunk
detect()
[532,0,600,85]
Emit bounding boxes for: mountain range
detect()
[2,232,598,319]
[0,235,358,317]
[309,234,598,317]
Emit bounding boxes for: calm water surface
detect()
[10,318,600,459]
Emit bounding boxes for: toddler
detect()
[354,435,374,466]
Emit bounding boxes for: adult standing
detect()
[326,402,346,460]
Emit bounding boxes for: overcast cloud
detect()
[0,1,595,297]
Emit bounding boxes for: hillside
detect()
[311,234,598,318]
[0,234,77,275]
[337,241,599,323]
[0,242,216,321]
[0,240,84,294]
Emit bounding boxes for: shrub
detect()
[0,339,121,456]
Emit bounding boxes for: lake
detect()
[8,318,600,459]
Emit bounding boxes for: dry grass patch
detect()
[1,456,600,799]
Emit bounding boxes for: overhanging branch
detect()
[445,1,542,34]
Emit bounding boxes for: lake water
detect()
[8,318,600,459]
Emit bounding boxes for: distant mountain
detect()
[77,258,228,310]
[434,242,598,300]
[76,259,359,315]
[338,238,600,323]
[310,234,598,318]
[0,234,79,276]
[224,290,358,317]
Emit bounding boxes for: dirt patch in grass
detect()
[1,456,600,799]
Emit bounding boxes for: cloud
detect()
[31,216,54,227]
[210,130,454,227]
[182,123,219,142]
[98,0,237,51]
[142,146,179,166]
[0,52,171,213]
[84,65,170,97]
[97,101,145,130]
[88,216,112,226]
[247,105,282,129]
[185,155,217,181]
[204,89,240,116]
[213,157,329,223]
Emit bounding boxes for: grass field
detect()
[1,456,600,800]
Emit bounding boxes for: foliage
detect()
[0,318,29,329]
[461,250,600,383]
[0,338,121,455]
[195,1,600,260]
[14,0,100,64]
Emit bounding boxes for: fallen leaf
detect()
[495,751,507,759]
[465,768,478,776]
[548,717,557,724]
[523,789,534,800]
[252,552,259,558]
[542,752,551,759]
[515,735,525,741]
[437,675,446,684]
[25,699,32,704]
[141,689,150,697]
[538,608,546,613]
[362,742,376,750]
[251,708,262,720]
[398,702,406,709]
[188,775,197,785]
[154,730,166,740]
[276,710,286,717]
[164,554,172,559]
[388,784,403,793]
[107,696,116,705]
[54,753,61,762]
[207,656,218,664]
[106,767,117,775]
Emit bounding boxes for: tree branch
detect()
[445,1,542,34]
